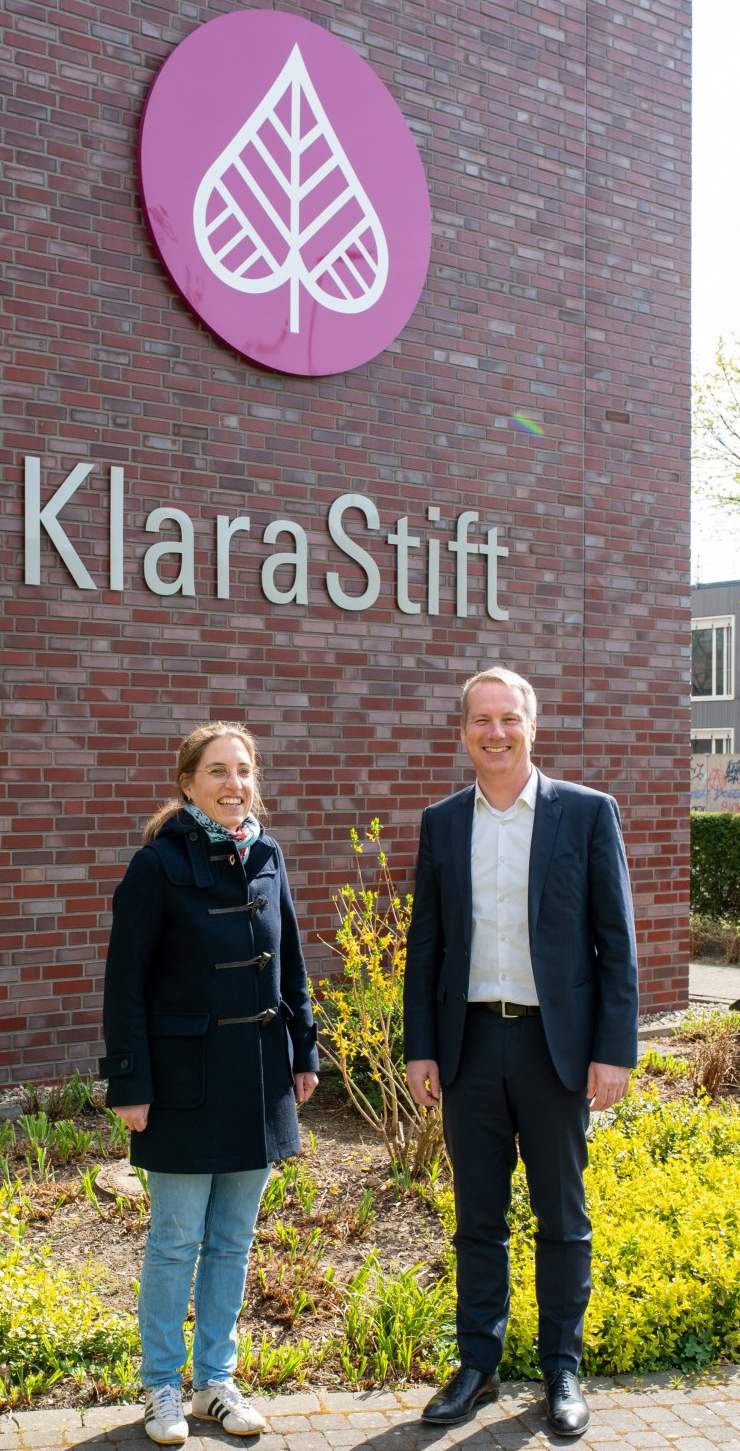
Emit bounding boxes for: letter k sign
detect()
[25,455,95,586]
[24,456,96,589]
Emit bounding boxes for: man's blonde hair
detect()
[461,667,537,724]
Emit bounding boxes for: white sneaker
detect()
[143,1383,188,1444]
[191,1380,266,1436]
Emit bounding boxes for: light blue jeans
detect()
[139,1167,271,1389]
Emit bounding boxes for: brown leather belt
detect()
[473,1000,540,1019]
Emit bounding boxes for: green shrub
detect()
[582,1095,740,1371]
[0,1191,139,1406]
[670,1011,740,1095]
[428,1093,740,1378]
[691,810,740,918]
[637,1047,689,1081]
[690,913,740,962]
[672,1007,740,1042]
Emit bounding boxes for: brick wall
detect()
[0,0,691,1081]
[583,0,691,1008]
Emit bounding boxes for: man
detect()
[404,666,638,1436]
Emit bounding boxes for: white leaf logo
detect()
[193,43,389,334]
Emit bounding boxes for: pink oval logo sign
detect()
[140,10,432,377]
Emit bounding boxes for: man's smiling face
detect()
[460,680,536,803]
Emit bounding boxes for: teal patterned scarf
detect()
[184,803,261,863]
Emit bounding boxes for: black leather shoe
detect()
[544,1370,590,1437]
[422,1366,500,1425]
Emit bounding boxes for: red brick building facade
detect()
[0,0,691,1082]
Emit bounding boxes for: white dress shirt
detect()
[467,767,539,1006]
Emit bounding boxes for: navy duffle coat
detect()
[100,812,319,1173]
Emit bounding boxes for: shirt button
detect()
[188,831,198,841]
[120,1058,129,1069]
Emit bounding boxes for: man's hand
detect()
[113,1104,150,1132]
[294,1072,319,1105]
[586,1062,631,1111]
[407,1059,440,1107]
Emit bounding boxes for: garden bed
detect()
[0,1009,738,1411]
[18,1078,444,1322]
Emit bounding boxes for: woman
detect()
[101,722,319,1445]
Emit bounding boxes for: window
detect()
[691,616,734,699]
[691,728,735,754]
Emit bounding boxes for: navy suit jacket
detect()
[403,771,639,1091]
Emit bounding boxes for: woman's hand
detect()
[112,1104,150,1132]
[294,1073,318,1105]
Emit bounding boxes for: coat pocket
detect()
[149,1012,209,1110]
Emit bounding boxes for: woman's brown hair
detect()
[143,722,264,842]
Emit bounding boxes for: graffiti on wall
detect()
[691,754,740,812]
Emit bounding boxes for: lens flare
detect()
[512,412,544,436]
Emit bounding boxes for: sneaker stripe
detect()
[143,1387,186,1444]
[194,1385,263,1433]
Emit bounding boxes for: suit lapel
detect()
[451,785,475,947]
[528,770,562,934]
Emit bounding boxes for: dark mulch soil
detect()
[18,1081,445,1312]
[1,1076,447,1405]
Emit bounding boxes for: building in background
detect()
[691,580,739,753]
[0,1,692,1081]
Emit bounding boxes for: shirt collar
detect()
[475,766,538,817]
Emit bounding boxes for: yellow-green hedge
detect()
[509,1094,738,1376]
[435,1092,739,1377]
[0,1201,138,1400]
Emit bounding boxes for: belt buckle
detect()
[500,1000,517,1019]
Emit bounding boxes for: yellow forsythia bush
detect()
[312,822,443,1174]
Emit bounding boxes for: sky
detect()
[692,1,740,581]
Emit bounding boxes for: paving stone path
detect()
[689,962,740,1007]
[0,1371,737,1451]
